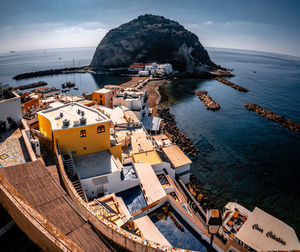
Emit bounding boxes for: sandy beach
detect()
[120,76,171,108]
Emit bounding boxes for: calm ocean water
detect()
[0,47,299,235]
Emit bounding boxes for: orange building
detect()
[21,93,41,114]
[92,87,118,108]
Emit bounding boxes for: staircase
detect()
[72,179,87,201]
[62,155,76,177]
[62,154,88,202]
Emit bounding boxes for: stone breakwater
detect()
[13,81,47,91]
[195,90,221,111]
[157,107,197,157]
[245,104,300,131]
[13,66,93,80]
[216,77,248,92]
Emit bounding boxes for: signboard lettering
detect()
[252,224,263,233]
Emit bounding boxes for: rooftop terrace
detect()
[162,145,192,168]
[39,102,110,130]
[94,88,111,94]
[74,151,120,179]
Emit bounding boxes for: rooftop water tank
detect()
[63,119,70,127]
[80,116,86,124]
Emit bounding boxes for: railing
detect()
[177,178,207,222]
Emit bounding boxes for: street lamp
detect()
[206,209,222,252]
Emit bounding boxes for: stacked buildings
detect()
[0,82,300,252]
[129,62,173,77]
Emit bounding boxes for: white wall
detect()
[104,171,140,194]
[0,95,22,127]
[178,173,190,184]
[152,162,175,181]
[81,170,140,200]
[175,163,190,184]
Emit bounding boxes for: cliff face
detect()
[90,14,217,72]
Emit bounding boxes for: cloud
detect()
[0,22,109,53]
[203,21,213,25]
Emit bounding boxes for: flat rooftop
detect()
[236,207,300,251]
[162,145,192,168]
[38,102,110,130]
[134,216,171,247]
[94,88,111,94]
[133,150,162,165]
[74,151,119,179]
[134,163,166,203]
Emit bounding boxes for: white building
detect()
[235,205,300,251]
[112,88,149,120]
[0,88,22,128]
[138,70,150,77]
[144,63,158,75]
[72,151,140,200]
[157,63,173,77]
[162,145,192,184]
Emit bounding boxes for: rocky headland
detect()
[90,14,231,78]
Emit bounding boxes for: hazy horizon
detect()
[0,0,299,57]
[2,46,300,61]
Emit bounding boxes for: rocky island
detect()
[91,14,231,78]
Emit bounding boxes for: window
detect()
[97,125,105,134]
[100,95,102,98]
[80,130,86,137]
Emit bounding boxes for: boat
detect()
[66,81,75,88]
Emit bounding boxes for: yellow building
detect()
[37,103,122,160]
[92,88,117,108]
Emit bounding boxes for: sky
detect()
[0,0,299,56]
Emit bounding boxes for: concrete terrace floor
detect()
[0,129,30,167]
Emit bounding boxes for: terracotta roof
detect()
[162,145,192,168]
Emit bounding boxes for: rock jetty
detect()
[195,90,220,111]
[13,66,92,80]
[216,77,248,92]
[13,81,47,91]
[157,107,197,157]
[245,104,300,131]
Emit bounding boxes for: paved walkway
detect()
[0,129,29,167]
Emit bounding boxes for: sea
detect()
[0,47,299,236]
